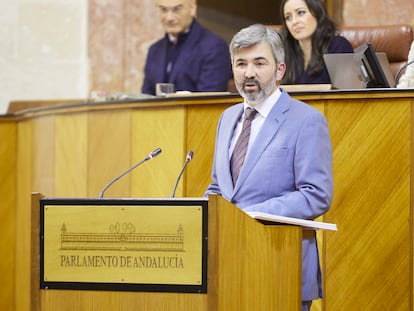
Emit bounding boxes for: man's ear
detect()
[276,62,286,81]
[190,0,197,17]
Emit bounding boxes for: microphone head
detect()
[186,150,194,161]
[148,147,162,159]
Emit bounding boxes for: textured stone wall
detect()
[88,0,163,96]
[342,0,414,27]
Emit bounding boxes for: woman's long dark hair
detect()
[280,0,338,84]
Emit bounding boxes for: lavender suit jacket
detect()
[141,19,232,95]
[205,89,333,301]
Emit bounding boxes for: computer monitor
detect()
[353,42,391,88]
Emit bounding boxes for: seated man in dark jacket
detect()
[141,0,233,95]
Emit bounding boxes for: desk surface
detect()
[5,87,414,118]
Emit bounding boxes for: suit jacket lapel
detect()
[233,92,290,193]
[219,104,244,195]
[156,39,169,82]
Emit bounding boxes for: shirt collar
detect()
[167,20,193,43]
[244,87,282,119]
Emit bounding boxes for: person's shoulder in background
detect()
[195,20,229,50]
[328,35,354,53]
[397,40,414,88]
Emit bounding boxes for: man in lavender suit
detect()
[205,24,333,311]
[141,0,232,95]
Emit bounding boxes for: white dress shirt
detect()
[229,88,282,159]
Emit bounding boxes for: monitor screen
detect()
[353,42,390,88]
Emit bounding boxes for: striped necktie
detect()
[230,107,257,185]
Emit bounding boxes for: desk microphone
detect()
[170,151,194,198]
[98,147,162,199]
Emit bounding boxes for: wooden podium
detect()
[31,193,302,311]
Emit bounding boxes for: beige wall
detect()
[0,0,413,114]
[0,0,88,114]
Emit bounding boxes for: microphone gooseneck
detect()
[98,147,162,199]
[170,151,194,198]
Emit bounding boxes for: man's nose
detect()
[165,10,176,21]
[244,64,256,78]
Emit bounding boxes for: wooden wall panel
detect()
[131,107,185,198]
[32,116,55,197]
[186,104,232,197]
[54,114,88,198]
[15,120,33,311]
[324,99,411,310]
[87,111,131,198]
[0,121,16,311]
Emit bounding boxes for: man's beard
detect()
[235,74,278,104]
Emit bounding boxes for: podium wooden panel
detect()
[31,193,301,311]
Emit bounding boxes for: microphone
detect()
[170,151,194,198]
[98,147,162,199]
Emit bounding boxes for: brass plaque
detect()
[40,198,208,293]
